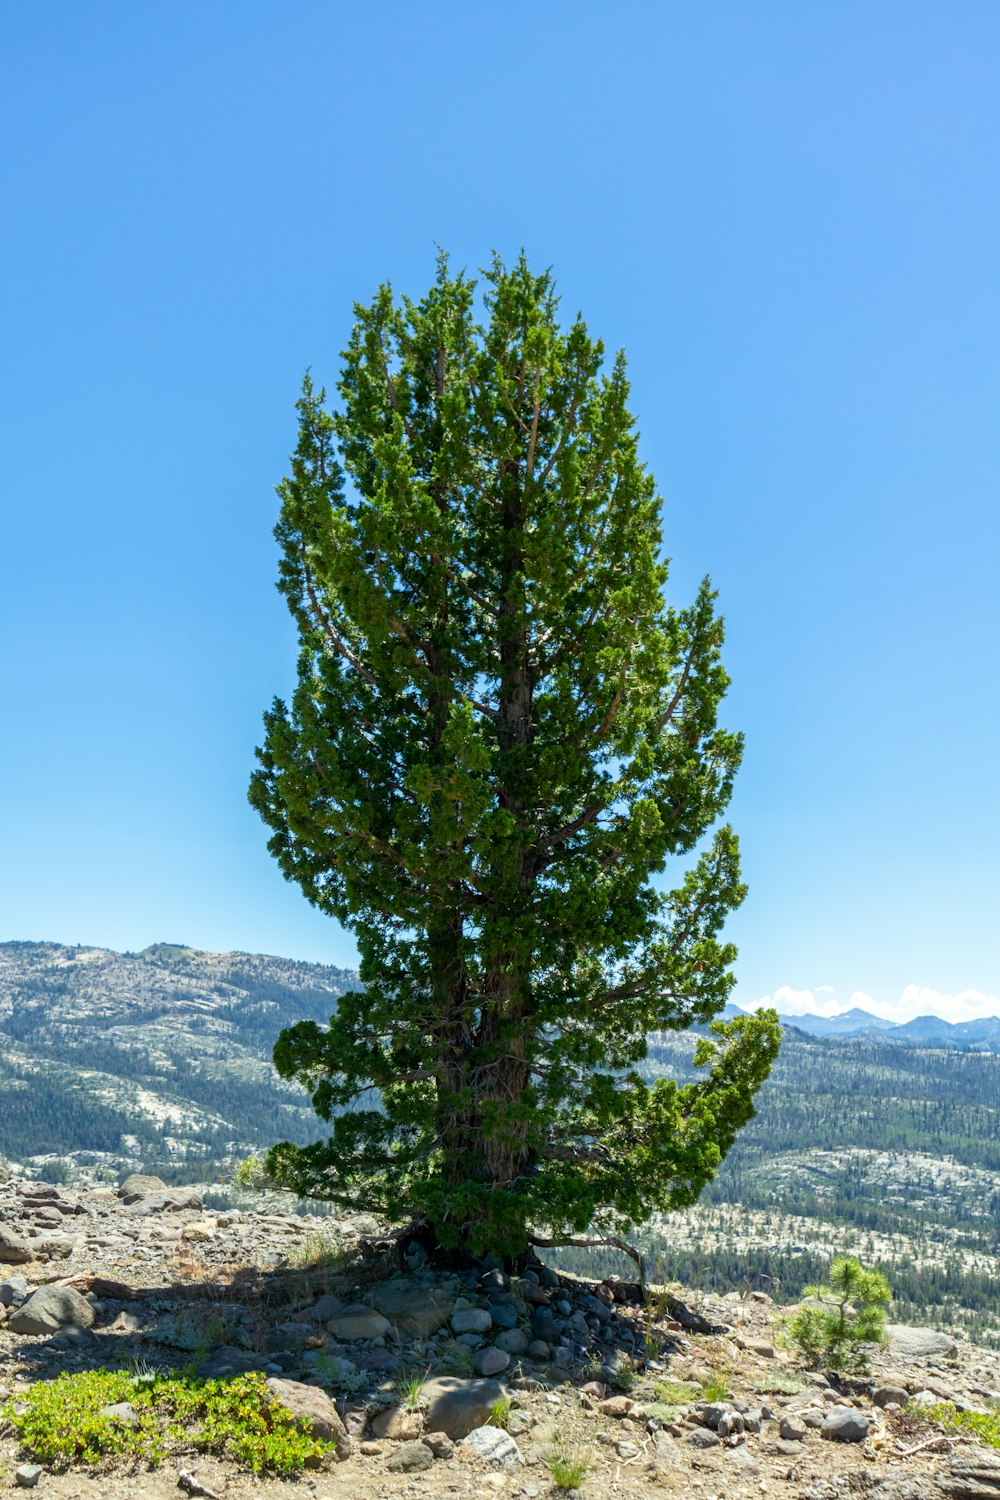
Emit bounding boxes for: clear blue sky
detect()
[3,2,998,1023]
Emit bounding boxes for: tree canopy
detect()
[250,253,780,1258]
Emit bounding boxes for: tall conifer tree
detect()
[251,254,780,1257]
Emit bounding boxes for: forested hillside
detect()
[554,1027,1000,1345]
[2,941,998,1343]
[0,941,357,1173]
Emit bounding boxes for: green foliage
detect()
[699,1371,731,1401]
[251,251,780,1255]
[789,1254,890,1372]
[652,1379,701,1404]
[4,1370,336,1475]
[434,1339,475,1377]
[915,1401,1000,1448]
[487,1395,512,1429]
[752,1372,808,1395]
[396,1370,429,1410]
[286,1231,347,1271]
[306,1353,365,1396]
[545,1436,592,1490]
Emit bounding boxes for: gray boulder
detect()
[328,1307,391,1341]
[452,1306,493,1335]
[473,1345,510,1377]
[8,1285,95,1336]
[0,1275,30,1306]
[821,1406,870,1442]
[118,1173,167,1203]
[461,1426,524,1468]
[265,1377,352,1459]
[422,1377,507,1439]
[496,1328,528,1355]
[0,1227,32,1265]
[129,1189,203,1216]
[885,1324,959,1361]
[944,1448,1000,1498]
[873,1384,911,1408]
[385,1440,434,1472]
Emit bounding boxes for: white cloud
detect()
[743,983,1000,1025]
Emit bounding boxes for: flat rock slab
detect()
[8,1284,95,1335]
[886,1323,959,1360]
[129,1190,203,1215]
[422,1377,507,1439]
[944,1448,1000,1498]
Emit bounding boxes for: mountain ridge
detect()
[724,1001,1000,1050]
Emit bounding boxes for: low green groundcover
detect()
[5,1369,337,1475]
[916,1402,1000,1449]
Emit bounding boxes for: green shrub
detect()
[699,1371,731,1401]
[5,1369,336,1475]
[545,1437,591,1490]
[652,1379,700,1404]
[487,1395,512,1429]
[789,1255,890,1373]
[915,1402,1000,1449]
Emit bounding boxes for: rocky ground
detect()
[0,1172,999,1499]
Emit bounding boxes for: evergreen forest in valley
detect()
[0,942,998,1343]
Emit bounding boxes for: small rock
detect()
[129,1189,203,1215]
[462,1426,524,1468]
[385,1440,434,1472]
[496,1327,528,1355]
[699,1402,735,1431]
[742,1337,776,1358]
[195,1347,265,1379]
[474,1345,510,1377]
[873,1384,910,1408]
[421,1431,455,1459]
[688,1427,721,1449]
[328,1309,391,1341]
[601,1396,634,1418]
[0,1227,33,1265]
[452,1306,493,1335]
[370,1404,423,1440]
[0,1275,30,1306]
[488,1302,519,1330]
[15,1465,43,1488]
[101,1402,138,1427]
[821,1405,870,1443]
[780,1415,808,1441]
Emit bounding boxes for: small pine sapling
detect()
[790,1255,890,1372]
